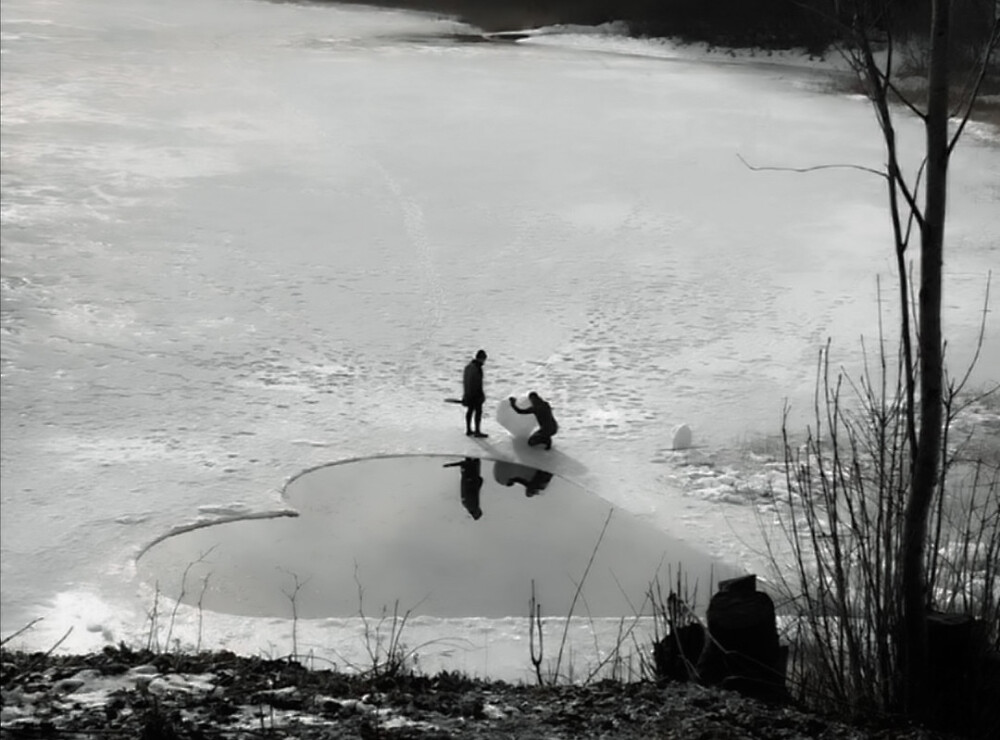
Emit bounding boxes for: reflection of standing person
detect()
[509,392,558,450]
[462,349,488,438]
[443,457,483,520]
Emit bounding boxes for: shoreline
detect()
[0,646,953,739]
[336,0,999,133]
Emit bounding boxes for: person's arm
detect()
[509,397,532,414]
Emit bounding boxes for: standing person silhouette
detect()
[462,349,488,438]
[509,392,558,450]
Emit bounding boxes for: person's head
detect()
[475,349,487,362]
[528,391,541,402]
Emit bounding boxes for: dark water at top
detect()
[137,455,737,619]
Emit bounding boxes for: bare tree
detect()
[747,0,998,720]
[833,0,997,716]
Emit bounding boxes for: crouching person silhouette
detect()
[509,392,558,450]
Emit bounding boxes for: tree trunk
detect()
[900,0,950,717]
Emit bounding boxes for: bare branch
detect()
[884,79,927,121]
[850,19,926,230]
[742,12,928,231]
[887,162,925,232]
[881,18,926,122]
[0,618,43,647]
[736,153,886,179]
[901,159,927,245]
[10,627,75,684]
[946,271,993,399]
[949,17,1000,155]
[553,508,613,682]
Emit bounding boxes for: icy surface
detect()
[1,0,997,679]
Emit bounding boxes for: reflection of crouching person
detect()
[509,392,558,450]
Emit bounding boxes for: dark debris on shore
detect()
[1,647,957,739]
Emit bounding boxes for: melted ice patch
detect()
[136,455,739,620]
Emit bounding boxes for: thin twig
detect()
[553,509,614,683]
[737,153,886,179]
[0,618,43,647]
[949,19,1000,155]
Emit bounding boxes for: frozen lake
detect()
[1,0,997,679]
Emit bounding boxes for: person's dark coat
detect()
[512,395,558,435]
[463,359,485,408]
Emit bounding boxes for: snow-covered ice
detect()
[1,0,997,681]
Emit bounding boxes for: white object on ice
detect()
[671,424,693,450]
[496,396,537,439]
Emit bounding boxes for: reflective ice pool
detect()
[137,455,738,619]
